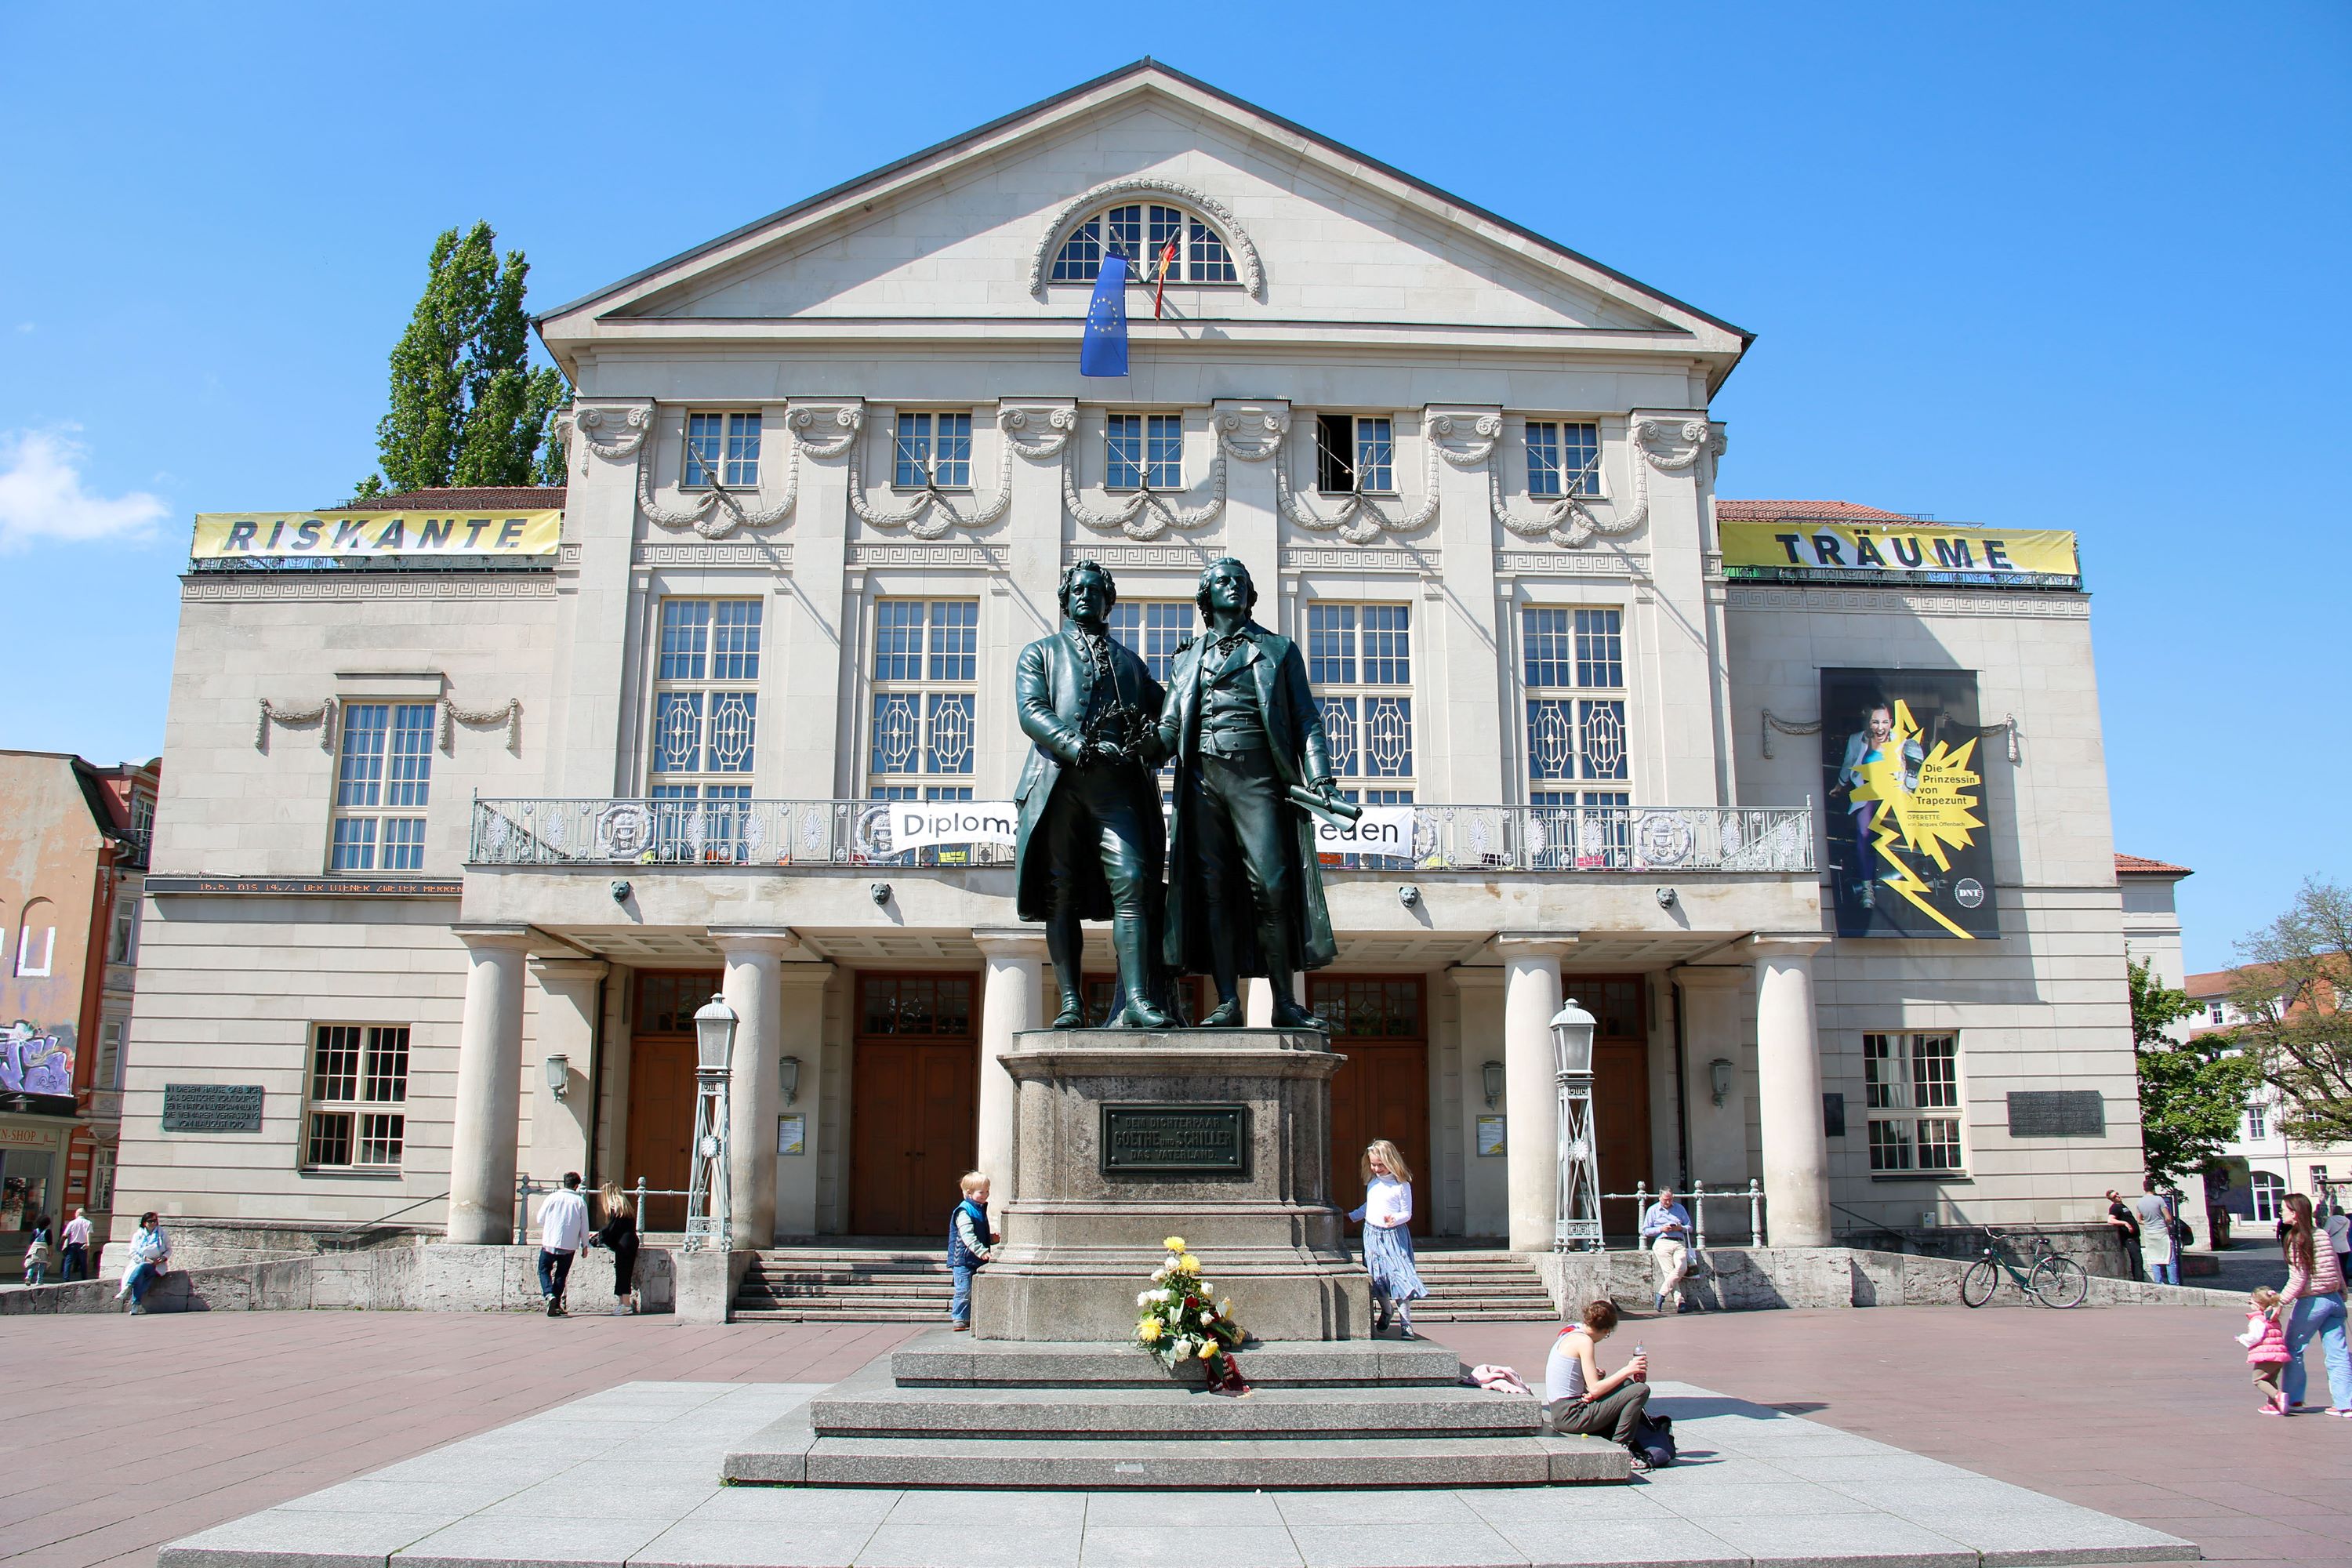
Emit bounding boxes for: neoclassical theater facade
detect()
[118,64,2143,1254]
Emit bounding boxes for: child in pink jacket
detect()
[2238,1287,2291,1414]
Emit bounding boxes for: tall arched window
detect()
[1051,201,1238,285]
[2252,1169,2286,1223]
[13,898,54,978]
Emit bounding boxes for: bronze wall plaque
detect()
[1101,1103,1248,1174]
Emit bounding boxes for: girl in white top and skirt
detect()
[1348,1140,1428,1338]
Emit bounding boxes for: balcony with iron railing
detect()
[466,797,1814,876]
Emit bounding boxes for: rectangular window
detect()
[2246,1101,2267,1140]
[1526,421,1602,499]
[684,412,760,488]
[651,598,763,863]
[1864,1033,1964,1173]
[96,1022,122,1090]
[331,702,434,872]
[869,599,980,782]
[1107,601,1194,684]
[1522,607,1632,868]
[1315,414,1395,494]
[894,412,973,489]
[1105,413,1183,490]
[1308,604,1414,868]
[91,1147,114,1213]
[303,1024,409,1170]
[109,906,136,964]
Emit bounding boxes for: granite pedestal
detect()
[971,1025,1370,1342]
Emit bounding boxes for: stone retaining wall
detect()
[2,1243,673,1316]
[1534,1245,2238,1316]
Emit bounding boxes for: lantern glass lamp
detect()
[694,993,739,1073]
[1480,1059,1504,1108]
[779,1054,802,1105]
[543,1053,569,1099]
[1549,998,1597,1078]
[1708,1057,1735,1107]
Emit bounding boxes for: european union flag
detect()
[1080,252,1129,377]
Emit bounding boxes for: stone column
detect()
[525,957,608,1186]
[973,930,1046,1229]
[713,928,802,1249]
[1669,965,1751,1192]
[448,926,533,1243]
[1751,936,1831,1247]
[771,962,834,1238]
[1497,935,1576,1252]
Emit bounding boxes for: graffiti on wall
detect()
[0,1020,76,1114]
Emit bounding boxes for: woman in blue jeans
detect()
[117,1211,171,1315]
[2277,1195,2351,1415]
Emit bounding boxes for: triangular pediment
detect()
[540,64,1745,366]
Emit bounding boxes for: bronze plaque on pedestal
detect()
[1100,1103,1248,1174]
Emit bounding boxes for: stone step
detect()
[812,1381,1538,1441]
[724,1409,1629,1489]
[890,1330,1463,1388]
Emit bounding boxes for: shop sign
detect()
[0,1124,62,1150]
[191,510,561,561]
[1722,521,2079,589]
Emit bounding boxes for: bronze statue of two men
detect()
[1014,557,1343,1030]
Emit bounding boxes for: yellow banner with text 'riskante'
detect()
[191,510,562,561]
[1720,521,2078,586]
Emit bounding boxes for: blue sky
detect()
[1,4,2343,969]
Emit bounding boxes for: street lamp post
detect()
[686,993,737,1254]
[1552,997,1602,1251]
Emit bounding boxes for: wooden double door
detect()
[1577,976,1655,1241]
[848,973,978,1237]
[1312,975,1431,1237]
[623,971,721,1233]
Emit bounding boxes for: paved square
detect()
[4,1305,2339,1566]
[151,1377,2190,1568]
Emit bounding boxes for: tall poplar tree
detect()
[353,222,569,497]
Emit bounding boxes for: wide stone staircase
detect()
[731,1241,1559,1325]
[1396,1244,1559,1323]
[731,1244,952,1323]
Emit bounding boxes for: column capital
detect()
[972,927,1050,960]
[1741,933,1829,959]
[1669,964,1748,990]
[1494,932,1578,960]
[1444,964,1506,993]
[528,956,609,984]
[453,923,534,953]
[710,927,804,960]
[774,960,837,988]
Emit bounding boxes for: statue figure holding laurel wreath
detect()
[1155,557,1355,1029]
[1013,559,1174,1029]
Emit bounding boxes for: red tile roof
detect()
[2115,854,2193,877]
[1715,499,1918,522]
[327,486,566,510]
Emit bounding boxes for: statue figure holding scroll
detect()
[1013,559,1173,1029]
[1156,557,1346,1029]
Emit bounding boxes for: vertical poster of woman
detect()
[1819,668,2001,940]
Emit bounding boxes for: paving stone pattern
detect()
[154,1379,2190,1567]
[2,1305,2340,1566]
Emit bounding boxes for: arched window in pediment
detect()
[1051,201,1239,286]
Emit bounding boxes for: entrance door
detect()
[1574,976,1654,1242]
[849,974,978,1236]
[1311,976,1431,1236]
[624,971,720,1233]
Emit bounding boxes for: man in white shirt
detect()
[60,1207,93,1281]
[1639,1189,1694,1314]
[536,1172,592,1317]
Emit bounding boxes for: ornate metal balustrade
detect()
[468,797,1813,874]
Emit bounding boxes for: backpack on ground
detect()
[1629,1410,1675,1468]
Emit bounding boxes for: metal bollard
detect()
[1748,1178,1765,1248]
[1692,1179,1708,1253]
[513,1174,528,1246]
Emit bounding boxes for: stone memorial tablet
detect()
[1101,1103,1248,1174]
[163,1082,264,1133]
[2006,1089,2105,1138]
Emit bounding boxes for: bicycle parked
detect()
[1959,1225,2089,1308]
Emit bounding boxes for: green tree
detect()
[2131,956,2254,1184]
[354,222,569,496]
[2230,878,2352,1145]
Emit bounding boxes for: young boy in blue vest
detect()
[947,1171,997,1332]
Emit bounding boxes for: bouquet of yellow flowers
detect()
[1132,1236,1248,1390]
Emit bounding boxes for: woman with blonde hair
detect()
[590,1181,641,1316]
[1348,1139,1428,1338]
